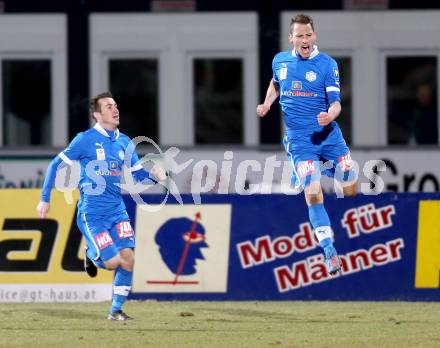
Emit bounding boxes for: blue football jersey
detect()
[272,46,341,135]
[58,123,143,215]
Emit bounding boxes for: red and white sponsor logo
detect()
[117,221,134,239]
[94,231,113,249]
[297,160,316,178]
[338,152,353,172]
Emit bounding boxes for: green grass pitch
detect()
[1,301,440,347]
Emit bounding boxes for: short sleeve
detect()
[325,58,341,105]
[59,133,85,164]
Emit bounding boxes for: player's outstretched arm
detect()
[257,79,280,117]
[131,162,168,184]
[129,145,168,184]
[36,155,65,218]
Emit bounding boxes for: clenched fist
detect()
[256,104,270,117]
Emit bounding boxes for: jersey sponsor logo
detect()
[95,168,121,176]
[297,160,316,178]
[94,231,113,249]
[292,81,302,90]
[117,221,134,239]
[305,71,317,82]
[94,161,121,176]
[95,143,105,160]
[281,90,316,97]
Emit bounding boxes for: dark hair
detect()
[89,91,113,120]
[290,14,315,32]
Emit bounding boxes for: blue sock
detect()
[308,203,334,249]
[308,203,330,228]
[111,267,133,313]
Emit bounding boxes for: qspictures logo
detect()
[132,204,231,293]
[53,135,389,214]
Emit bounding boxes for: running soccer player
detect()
[256,14,357,275]
[36,92,167,320]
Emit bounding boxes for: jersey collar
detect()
[291,45,319,60]
[93,123,120,140]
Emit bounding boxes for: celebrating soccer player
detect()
[256,14,358,275]
[36,92,167,320]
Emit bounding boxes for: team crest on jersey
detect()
[305,71,317,82]
[95,143,105,160]
[292,81,302,90]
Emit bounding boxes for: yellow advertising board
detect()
[0,189,112,301]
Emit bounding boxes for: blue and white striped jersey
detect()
[272,46,341,135]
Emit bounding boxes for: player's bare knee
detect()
[304,182,323,206]
[120,256,134,271]
[119,248,134,271]
[306,193,323,206]
[305,190,323,205]
[104,257,120,270]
